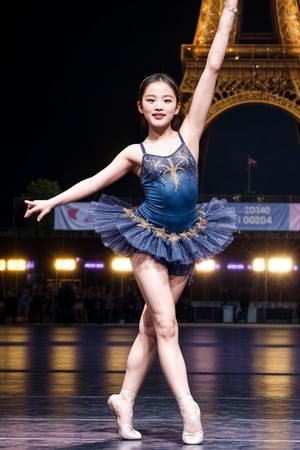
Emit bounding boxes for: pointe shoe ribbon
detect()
[108,394,142,440]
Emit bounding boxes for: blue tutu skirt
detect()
[89,194,237,267]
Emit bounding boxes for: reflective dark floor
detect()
[1,324,300,449]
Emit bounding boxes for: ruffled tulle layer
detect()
[89,194,237,266]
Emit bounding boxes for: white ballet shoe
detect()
[178,394,204,445]
[182,429,204,445]
[108,393,142,440]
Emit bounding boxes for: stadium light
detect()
[268,257,292,273]
[54,258,76,271]
[252,257,293,273]
[111,257,132,272]
[195,259,217,272]
[252,258,265,272]
[7,259,27,271]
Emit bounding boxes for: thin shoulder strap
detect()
[178,132,184,144]
[140,142,147,154]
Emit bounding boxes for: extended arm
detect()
[181,0,238,144]
[24,147,136,222]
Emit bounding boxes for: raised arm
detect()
[181,0,238,146]
[24,146,136,222]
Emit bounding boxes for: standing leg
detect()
[107,255,189,440]
[131,254,203,444]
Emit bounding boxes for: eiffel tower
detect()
[180,0,300,192]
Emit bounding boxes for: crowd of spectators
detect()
[1,282,298,325]
[0,282,145,325]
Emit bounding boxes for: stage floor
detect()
[0,324,300,449]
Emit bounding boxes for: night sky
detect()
[2,0,300,228]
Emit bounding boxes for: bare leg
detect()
[131,254,203,444]
[121,304,157,395]
[131,254,190,396]
[107,305,157,439]
[120,271,188,393]
[108,253,202,443]
[108,255,189,439]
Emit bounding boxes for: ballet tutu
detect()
[89,194,237,267]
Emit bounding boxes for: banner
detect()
[55,202,93,230]
[54,202,300,232]
[289,203,300,231]
[228,202,290,231]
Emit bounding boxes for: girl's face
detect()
[137,81,180,128]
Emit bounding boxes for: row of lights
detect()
[0,257,296,274]
[112,257,296,273]
[0,258,99,272]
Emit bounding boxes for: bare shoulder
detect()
[120,143,143,164]
[117,143,143,175]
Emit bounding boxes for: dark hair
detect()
[137,73,185,133]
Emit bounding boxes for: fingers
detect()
[24,208,34,219]
[23,200,51,222]
[24,206,31,218]
[24,201,33,218]
[37,212,45,222]
[24,200,41,220]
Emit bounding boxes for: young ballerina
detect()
[24,1,238,444]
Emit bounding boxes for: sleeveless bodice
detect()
[135,135,198,233]
[89,134,237,270]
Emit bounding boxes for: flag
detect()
[247,155,257,168]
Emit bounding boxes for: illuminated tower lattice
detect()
[180,0,300,190]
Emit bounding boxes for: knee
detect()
[139,321,157,346]
[156,318,178,341]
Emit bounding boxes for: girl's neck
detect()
[145,129,178,144]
